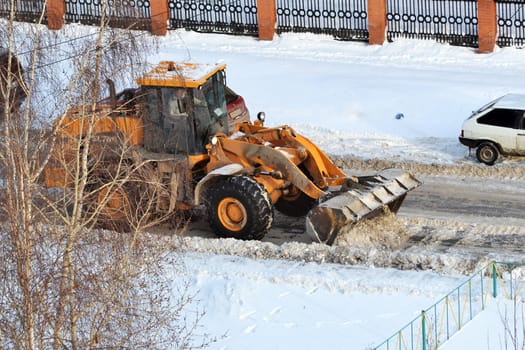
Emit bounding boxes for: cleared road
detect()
[399,175,525,225]
[177,169,525,273]
[185,173,525,246]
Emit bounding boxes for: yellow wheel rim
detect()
[217,197,247,232]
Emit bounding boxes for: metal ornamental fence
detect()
[167,0,258,35]
[276,0,369,41]
[497,0,525,47]
[373,262,525,350]
[0,0,47,24]
[386,0,478,46]
[64,0,151,30]
[1,1,525,48]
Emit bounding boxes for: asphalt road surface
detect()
[184,173,525,246]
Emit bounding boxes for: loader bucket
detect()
[305,169,421,245]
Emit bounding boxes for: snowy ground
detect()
[172,252,523,350]
[172,252,467,350]
[145,30,525,349]
[8,21,525,349]
[153,29,525,165]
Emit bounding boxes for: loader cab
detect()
[136,61,229,155]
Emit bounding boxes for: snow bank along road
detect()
[174,155,525,275]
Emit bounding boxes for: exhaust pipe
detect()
[106,78,117,110]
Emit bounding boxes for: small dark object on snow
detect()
[395,113,404,120]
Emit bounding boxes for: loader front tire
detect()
[207,176,273,240]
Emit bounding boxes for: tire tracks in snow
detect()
[169,156,525,275]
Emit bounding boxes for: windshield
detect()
[200,71,228,134]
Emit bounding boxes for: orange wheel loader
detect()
[44,61,421,244]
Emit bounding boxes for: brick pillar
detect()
[150,0,169,36]
[47,0,65,30]
[478,0,497,53]
[368,0,387,45]
[257,0,276,40]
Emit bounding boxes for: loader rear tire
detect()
[85,164,154,233]
[275,191,316,217]
[207,176,273,240]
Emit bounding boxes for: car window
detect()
[477,108,524,129]
[469,101,497,119]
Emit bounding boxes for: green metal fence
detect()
[373,261,525,350]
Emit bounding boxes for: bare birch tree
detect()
[0,1,211,349]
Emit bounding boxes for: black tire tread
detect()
[476,142,499,165]
[206,176,273,240]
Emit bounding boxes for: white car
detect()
[459,93,525,165]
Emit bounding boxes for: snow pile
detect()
[334,209,408,250]
[166,233,491,275]
[333,155,525,179]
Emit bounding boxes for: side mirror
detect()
[257,111,266,123]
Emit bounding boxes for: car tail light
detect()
[460,129,464,137]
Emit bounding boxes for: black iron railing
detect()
[496,0,525,47]
[374,261,525,350]
[0,0,47,24]
[387,0,478,47]
[167,0,258,36]
[2,0,525,49]
[64,0,151,30]
[276,0,369,41]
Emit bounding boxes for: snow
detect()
[153,30,525,165]
[8,20,525,349]
[440,298,525,350]
[137,61,227,88]
[175,253,467,350]
[145,30,525,349]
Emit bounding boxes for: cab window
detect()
[143,88,161,123]
[201,71,227,120]
[162,87,189,117]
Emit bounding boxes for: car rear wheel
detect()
[476,142,499,165]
